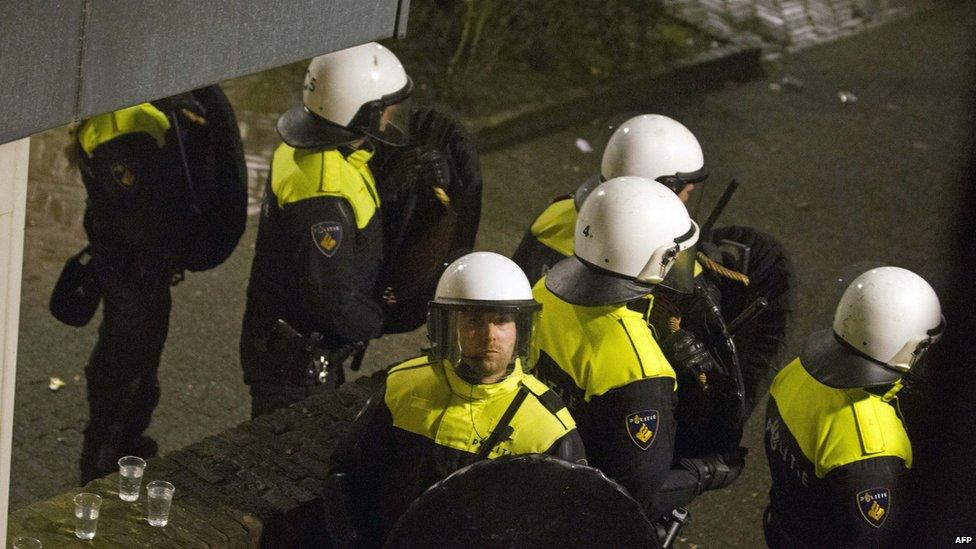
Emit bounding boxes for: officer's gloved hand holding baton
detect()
[680,446,748,494]
[380,145,452,202]
[660,329,721,389]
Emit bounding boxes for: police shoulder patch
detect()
[311,221,343,257]
[110,161,137,188]
[625,410,659,450]
[856,487,890,528]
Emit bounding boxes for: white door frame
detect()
[0,137,30,543]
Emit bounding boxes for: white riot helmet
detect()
[600,114,708,193]
[801,266,945,388]
[546,176,699,306]
[428,252,542,373]
[277,42,413,149]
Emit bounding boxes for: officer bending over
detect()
[764,266,943,547]
[326,252,585,547]
[532,177,745,522]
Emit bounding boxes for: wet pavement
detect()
[11,2,975,545]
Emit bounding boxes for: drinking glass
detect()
[117,456,146,501]
[146,480,175,527]
[73,493,102,540]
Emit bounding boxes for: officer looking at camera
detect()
[324,252,585,547]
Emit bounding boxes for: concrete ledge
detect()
[6,374,384,548]
[469,41,764,153]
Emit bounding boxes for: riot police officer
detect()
[325,252,585,547]
[513,114,795,455]
[69,86,247,482]
[511,114,708,285]
[763,266,943,547]
[532,176,745,522]
[240,42,414,417]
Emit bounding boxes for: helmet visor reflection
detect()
[427,301,541,374]
[355,79,414,146]
[637,220,701,284]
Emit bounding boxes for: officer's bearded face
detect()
[457,310,518,383]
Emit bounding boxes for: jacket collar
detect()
[443,359,525,401]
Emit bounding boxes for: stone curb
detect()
[6,374,385,548]
[468,40,765,153]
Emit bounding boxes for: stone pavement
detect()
[7,374,382,547]
[10,2,975,545]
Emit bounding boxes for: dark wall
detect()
[0,0,410,144]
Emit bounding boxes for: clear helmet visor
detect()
[353,80,414,146]
[889,314,946,372]
[659,245,698,294]
[427,302,541,379]
[371,95,413,146]
[636,220,701,284]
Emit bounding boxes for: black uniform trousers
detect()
[80,258,171,482]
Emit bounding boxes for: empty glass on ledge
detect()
[146,480,175,527]
[117,456,146,501]
[73,493,102,540]
[12,537,42,549]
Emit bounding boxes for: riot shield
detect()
[374,106,484,334]
[386,454,659,549]
[178,84,248,272]
[710,225,797,417]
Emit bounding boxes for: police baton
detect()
[701,179,738,241]
[661,507,689,548]
[726,296,769,336]
[167,109,203,215]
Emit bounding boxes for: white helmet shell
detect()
[577,176,698,282]
[435,252,534,303]
[428,252,541,371]
[277,42,413,148]
[545,176,699,306]
[302,42,408,128]
[802,266,944,388]
[601,114,705,183]
[833,267,943,369]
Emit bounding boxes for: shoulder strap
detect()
[477,385,530,460]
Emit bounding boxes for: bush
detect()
[385,0,708,116]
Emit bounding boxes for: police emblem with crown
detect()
[856,488,890,528]
[110,161,137,188]
[311,221,343,257]
[625,410,659,450]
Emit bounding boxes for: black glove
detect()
[680,447,748,494]
[660,329,721,379]
[379,145,452,203]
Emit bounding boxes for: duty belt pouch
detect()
[266,322,354,388]
[49,245,102,327]
[267,331,328,387]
